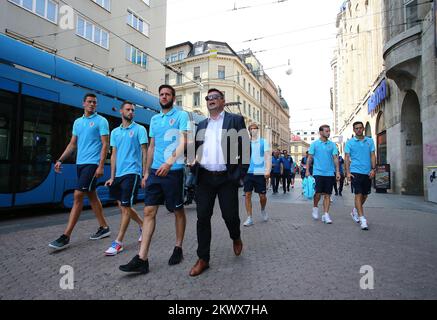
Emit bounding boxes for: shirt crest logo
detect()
[129,130,134,138]
[89,122,95,127]
[169,118,175,126]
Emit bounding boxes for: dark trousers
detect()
[195,170,241,262]
[271,173,281,193]
[333,174,345,194]
[282,170,291,192]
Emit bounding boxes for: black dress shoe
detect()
[168,246,183,265]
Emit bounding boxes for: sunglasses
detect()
[205,94,223,101]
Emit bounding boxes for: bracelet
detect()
[57,159,63,163]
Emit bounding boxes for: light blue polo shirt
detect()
[308,139,338,176]
[149,107,190,171]
[110,122,148,177]
[72,113,109,165]
[248,138,270,175]
[345,136,375,175]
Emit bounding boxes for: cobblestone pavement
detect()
[1,180,437,300]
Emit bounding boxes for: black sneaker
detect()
[89,226,111,240]
[119,255,149,274]
[49,234,70,251]
[168,246,183,265]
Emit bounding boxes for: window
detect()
[253,88,255,97]
[20,96,55,192]
[311,137,315,141]
[76,16,109,49]
[127,10,150,37]
[248,83,251,93]
[93,0,110,11]
[0,90,15,193]
[243,78,246,90]
[218,65,225,80]
[304,132,307,135]
[193,92,200,107]
[243,101,246,114]
[249,104,251,118]
[237,72,240,84]
[9,0,58,23]
[125,43,147,69]
[176,95,182,106]
[165,74,169,85]
[405,0,419,29]
[304,137,307,141]
[176,73,182,85]
[311,132,315,135]
[177,51,185,61]
[294,146,298,153]
[193,67,200,81]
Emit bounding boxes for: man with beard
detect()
[119,85,190,274]
[306,125,340,224]
[103,101,147,256]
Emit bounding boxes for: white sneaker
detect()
[138,228,142,242]
[243,216,254,227]
[105,240,123,256]
[260,210,268,222]
[322,213,333,224]
[350,209,360,223]
[360,217,369,230]
[312,207,319,220]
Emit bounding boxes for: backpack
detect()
[302,176,316,199]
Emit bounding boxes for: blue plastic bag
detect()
[302,176,316,199]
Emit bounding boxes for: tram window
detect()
[0,90,15,193]
[18,96,55,192]
[53,104,83,164]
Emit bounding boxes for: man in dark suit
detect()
[189,88,249,277]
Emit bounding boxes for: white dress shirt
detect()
[200,111,227,171]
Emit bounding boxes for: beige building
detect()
[382,0,437,201]
[333,0,437,202]
[332,0,385,158]
[165,41,290,150]
[1,0,167,94]
[290,135,310,166]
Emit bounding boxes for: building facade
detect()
[382,0,437,200]
[332,0,385,157]
[290,135,310,166]
[1,0,167,94]
[165,41,290,150]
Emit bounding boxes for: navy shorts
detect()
[144,169,184,211]
[244,174,267,194]
[314,175,335,195]
[109,174,140,207]
[76,164,98,192]
[351,173,372,195]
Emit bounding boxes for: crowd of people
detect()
[48,84,376,277]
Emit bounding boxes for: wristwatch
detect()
[57,159,63,163]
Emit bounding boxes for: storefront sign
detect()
[374,164,391,190]
[368,79,389,114]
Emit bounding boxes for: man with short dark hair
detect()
[189,88,249,277]
[281,149,293,193]
[104,101,147,255]
[345,121,376,231]
[306,125,340,224]
[49,93,110,250]
[119,85,190,274]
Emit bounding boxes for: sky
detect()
[166,0,342,132]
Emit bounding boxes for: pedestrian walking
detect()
[333,154,345,196]
[104,101,147,256]
[119,85,190,274]
[345,121,376,231]
[49,93,110,250]
[189,88,249,277]
[243,123,271,227]
[271,150,282,194]
[281,150,293,193]
[306,125,340,224]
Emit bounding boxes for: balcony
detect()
[383,25,422,91]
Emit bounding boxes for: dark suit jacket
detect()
[194,111,250,185]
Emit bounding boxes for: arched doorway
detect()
[365,122,372,137]
[401,90,423,195]
[376,112,387,164]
